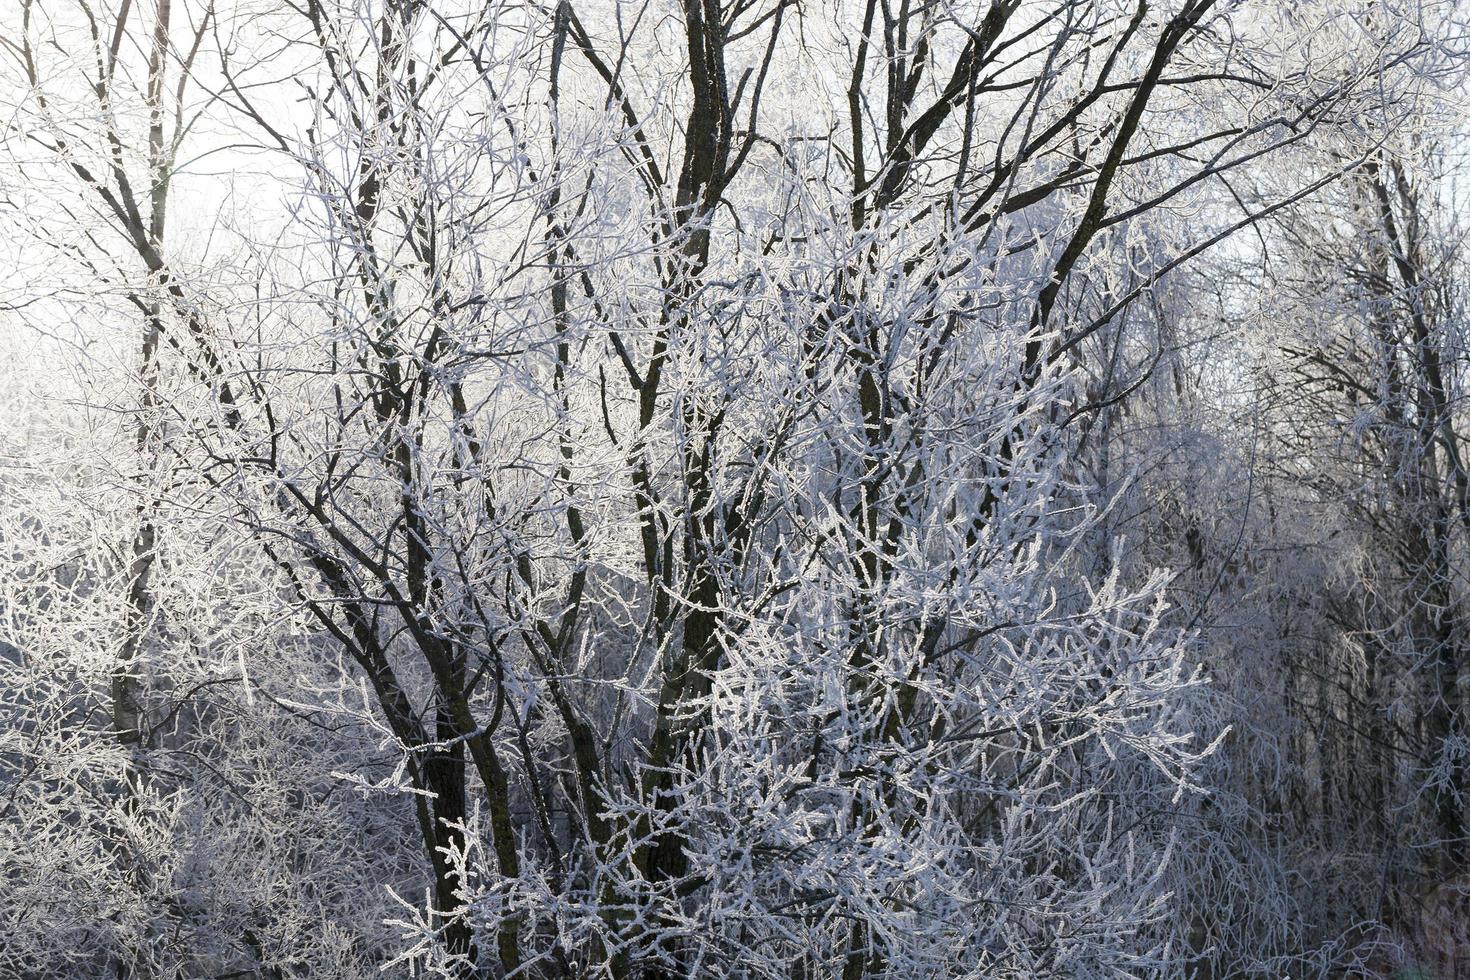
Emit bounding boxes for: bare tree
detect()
[0,0,1465,977]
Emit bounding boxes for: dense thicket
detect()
[1,0,1468,976]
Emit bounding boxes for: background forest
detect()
[2,0,1470,976]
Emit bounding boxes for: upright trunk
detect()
[425,693,475,974]
[114,0,172,764]
[110,8,173,978]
